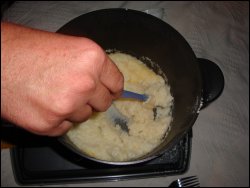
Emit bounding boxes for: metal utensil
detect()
[168,176,200,187]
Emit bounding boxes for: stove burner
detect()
[10,130,192,185]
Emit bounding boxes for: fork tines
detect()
[178,176,200,187]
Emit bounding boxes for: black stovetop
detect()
[10,130,192,186]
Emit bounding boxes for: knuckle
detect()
[71,75,97,94]
[26,122,53,135]
[101,103,111,112]
[113,73,124,94]
[116,74,124,91]
[91,93,112,112]
[50,77,97,117]
[79,76,97,93]
[84,108,93,120]
[100,95,113,112]
[47,121,73,137]
[80,39,105,65]
[51,95,75,116]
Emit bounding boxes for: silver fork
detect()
[168,176,200,187]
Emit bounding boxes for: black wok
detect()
[55,9,224,165]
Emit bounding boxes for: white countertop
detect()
[1,1,249,187]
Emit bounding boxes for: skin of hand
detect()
[1,22,124,136]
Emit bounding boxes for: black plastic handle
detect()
[197,58,225,109]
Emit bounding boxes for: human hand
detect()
[1,22,124,136]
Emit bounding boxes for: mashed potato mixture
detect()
[66,52,173,162]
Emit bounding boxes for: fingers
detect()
[47,120,73,137]
[48,104,92,135]
[39,81,114,137]
[48,84,112,136]
[28,120,73,137]
[88,83,113,111]
[68,104,93,123]
[100,56,124,99]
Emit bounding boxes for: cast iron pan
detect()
[1,9,224,165]
[56,9,224,165]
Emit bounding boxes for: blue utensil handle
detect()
[121,90,148,101]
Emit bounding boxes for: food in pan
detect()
[66,52,173,162]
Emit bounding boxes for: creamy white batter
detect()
[66,52,173,162]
